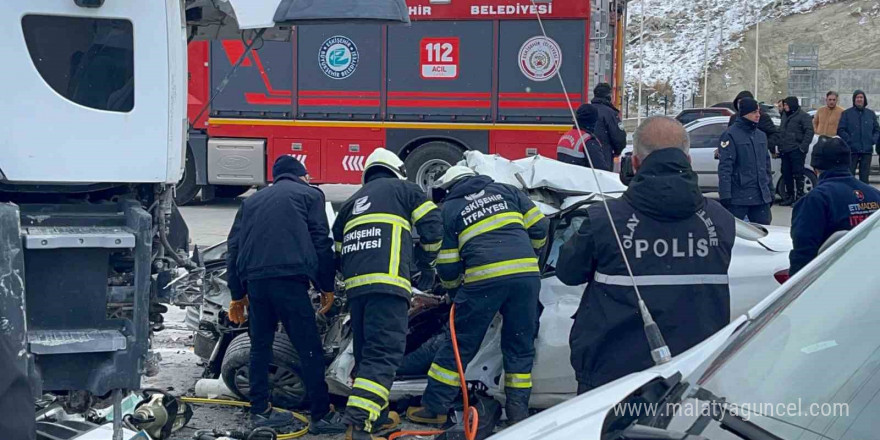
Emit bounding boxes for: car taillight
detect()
[774,269,790,284]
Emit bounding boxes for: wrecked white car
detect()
[186,152,793,411]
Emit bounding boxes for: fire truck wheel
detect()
[404,141,464,191]
[175,147,200,206]
[213,185,251,199]
[221,332,308,409]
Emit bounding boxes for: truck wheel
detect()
[404,142,464,191]
[213,185,251,199]
[175,147,200,206]
[220,333,307,409]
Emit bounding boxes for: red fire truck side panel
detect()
[490,129,566,160]
[210,40,293,116]
[386,21,493,121]
[270,137,322,181]
[405,0,588,21]
[296,25,382,120]
[188,41,210,129]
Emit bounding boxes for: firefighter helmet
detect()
[363,148,406,183]
[435,165,476,190]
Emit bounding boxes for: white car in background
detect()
[620,116,819,197]
[491,205,880,440]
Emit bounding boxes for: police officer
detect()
[790,136,880,275]
[226,156,345,433]
[407,166,549,426]
[591,82,628,166]
[718,97,774,225]
[556,104,610,171]
[558,116,735,394]
[332,148,443,440]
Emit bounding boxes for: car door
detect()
[687,121,729,191]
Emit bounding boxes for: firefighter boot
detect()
[504,387,531,425]
[406,406,448,426]
[346,425,386,440]
[374,410,401,434]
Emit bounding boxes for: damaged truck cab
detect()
[0,0,187,408]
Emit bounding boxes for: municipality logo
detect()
[464,190,486,201]
[353,196,371,215]
[319,35,359,80]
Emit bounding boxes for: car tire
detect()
[220,332,308,409]
[404,141,464,191]
[213,185,251,199]
[775,169,818,199]
[175,147,200,206]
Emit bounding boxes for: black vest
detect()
[569,197,735,388]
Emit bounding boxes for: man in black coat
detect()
[728,90,780,154]
[718,98,774,225]
[226,155,345,433]
[591,83,628,167]
[778,96,815,205]
[558,116,734,393]
[837,90,880,184]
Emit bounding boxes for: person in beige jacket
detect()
[813,91,845,137]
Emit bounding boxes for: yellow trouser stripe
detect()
[459,212,524,248]
[531,237,547,249]
[347,395,382,427]
[353,378,390,403]
[464,258,539,284]
[334,241,342,252]
[389,225,402,276]
[345,273,411,291]
[412,201,438,224]
[505,373,533,389]
[440,275,463,290]
[344,213,411,233]
[437,249,461,264]
[523,207,545,229]
[421,240,442,252]
[428,363,461,387]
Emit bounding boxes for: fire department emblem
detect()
[518,36,562,82]
[319,35,359,80]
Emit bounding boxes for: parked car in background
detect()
[675,107,735,125]
[490,205,880,440]
[620,116,819,198]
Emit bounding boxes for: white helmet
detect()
[362,148,406,183]
[435,165,476,190]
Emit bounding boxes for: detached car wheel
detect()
[221,333,308,409]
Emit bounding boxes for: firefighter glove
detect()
[319,291,335,315]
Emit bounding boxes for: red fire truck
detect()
[181,0,627,204]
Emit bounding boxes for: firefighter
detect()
[407,166,549,426]
[226,156,345,433]
[332,148,443,440]
[558,116,735,393]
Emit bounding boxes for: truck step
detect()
[23,226,135,249]
[28,329,127,355]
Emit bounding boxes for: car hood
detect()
[757,224,793,252]
[489,314,748,439]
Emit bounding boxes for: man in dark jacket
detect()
[728,90,780,153]
[407,166,549,426]
[778,96,815,205]
[718,98,774,225]
[556,104,610,171]
[790,136,880,275]
[837,90,880,183]
[226,155,344,433]
[558,116,735,393]
[591,82,628,166]
[333,148,443,440]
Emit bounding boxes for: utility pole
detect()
[638,0,645,125]
[754,9,760,97]
[702,13,710,108]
